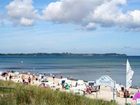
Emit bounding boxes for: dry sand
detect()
[0,73,138,105]
[47,76,137,105]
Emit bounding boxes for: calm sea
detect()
[0,55,140,87]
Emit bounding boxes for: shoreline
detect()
[1,70,139,88]
[0,55,139,87]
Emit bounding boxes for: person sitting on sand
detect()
[23,79,25,83]
[9,75,12,80]
[28,76,31,84]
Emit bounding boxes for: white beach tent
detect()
[96,75,115,88]
[96,75,116,100]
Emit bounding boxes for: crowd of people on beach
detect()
[0,71,100,95]
[0,70,139,105]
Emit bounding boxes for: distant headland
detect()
[0,53,127,57]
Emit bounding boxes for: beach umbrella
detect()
[133,91,140,100]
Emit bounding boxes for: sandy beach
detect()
[46,76,137,105]
[0,71,138,105]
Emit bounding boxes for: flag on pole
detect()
[126,59,134,89]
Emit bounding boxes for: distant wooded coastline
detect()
[0,53,127,57]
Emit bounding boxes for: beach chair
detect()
[65,83,70,90]
[124,90,130,98]
[117,90,124,97]
[85,86,92,94]
[71,86,85,95]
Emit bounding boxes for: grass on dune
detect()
[0,80,117,105]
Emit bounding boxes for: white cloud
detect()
[42,0,140,31]
[91,0,140,30]
[0,13,3,25]
[129,10,140,26]
[20,17,34,26]
[0,13,7,26]
[42,0,107,23]
[6,0,38,26]
[82,23,97,31]
[5,0,140,30]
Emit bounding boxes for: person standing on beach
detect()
[9,75,12,80]
[52,74,55,81]
[52,75,55,85]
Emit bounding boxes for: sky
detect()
[0,0,140,55]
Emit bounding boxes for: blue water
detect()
[0,55,140,86]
